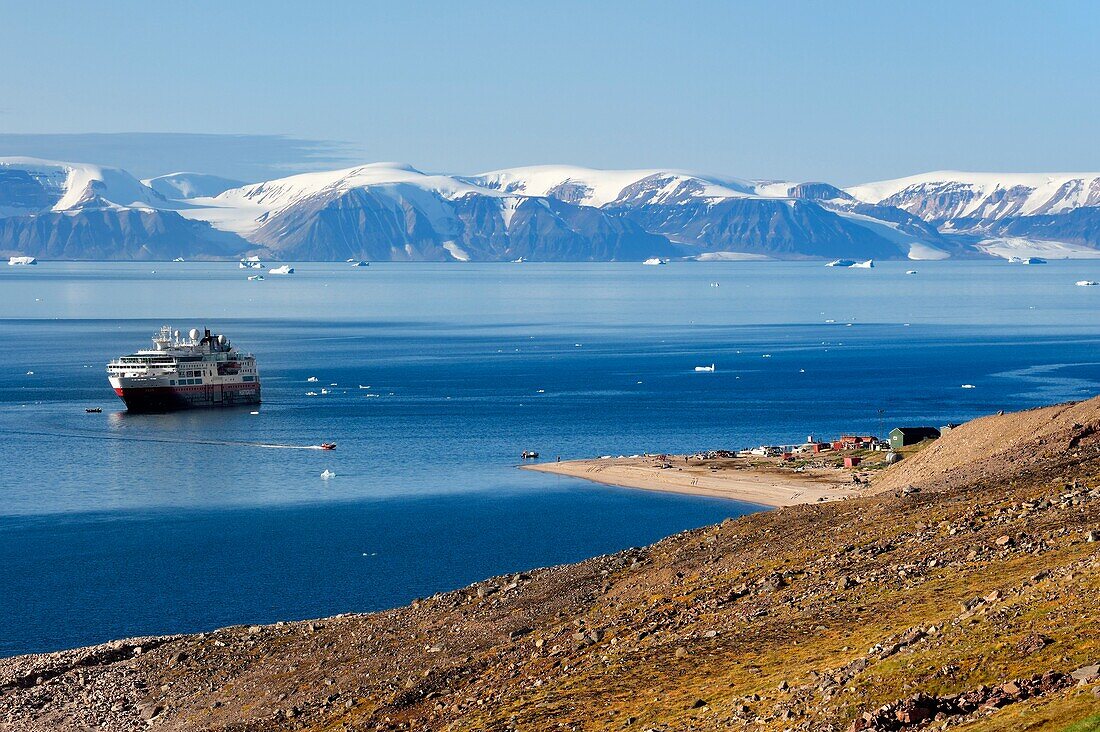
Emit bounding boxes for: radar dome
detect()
[188,328,200,341]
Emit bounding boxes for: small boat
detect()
[906,270,918,275]
[320,443,337,450]
[1076,280,1099,287]
[521,451,540,459]
[85,407,102,413]
[694,363,716,372]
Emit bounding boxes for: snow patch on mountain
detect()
[144,172,244,200]
[471,165,765,208]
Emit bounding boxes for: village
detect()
[678,423,954,478]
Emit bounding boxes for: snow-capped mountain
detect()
[472,167,953,260]
[179,163,675,261]
[0,157,167,217]
[847,171,1100,223]
[0,157,245,259]
[2,157,1097,260]
[847,171,1100,255]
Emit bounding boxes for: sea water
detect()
[2,260,1100,656]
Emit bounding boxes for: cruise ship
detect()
[107,326,261,412]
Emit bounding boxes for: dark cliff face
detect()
[0,210,247,260]
[609,197,909,259]
[978,207,1100,248]
[249,187,677,262]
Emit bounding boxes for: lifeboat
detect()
[321,443,337,450]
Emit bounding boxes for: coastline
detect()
[521,455,858,507]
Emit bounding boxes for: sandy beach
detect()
[521,455,858,507]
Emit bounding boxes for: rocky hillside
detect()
[2,399,1100,731]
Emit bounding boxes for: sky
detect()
[1,1,1097,183]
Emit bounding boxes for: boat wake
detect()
[9,429,331,451]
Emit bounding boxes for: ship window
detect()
[170,380,175,385]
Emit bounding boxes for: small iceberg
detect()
[906,270,918,275]
[250,411,259,415]
[172,257,185,262]
[710,282,720,287]
[826,259,856,267]
[350,260,369,267]
[306,391,318,396]
[268,265,294,274]
[8,256,37,266]
[512,257,527,263]
[1076,280,1099,287]
[694,363,716,372]
[247,274,264,281]
[358,384,371,389]
[239,256,264,269]
[850,259,874,268]
[320,388,329,395]
[1023,257,1046,265]
[961,384,976,389]
[320,469,336,479]
[643,257,669,266]
[1007,256,1024,263]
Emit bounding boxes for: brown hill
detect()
[2,400,1099,732]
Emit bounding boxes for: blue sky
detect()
[1,1,1096,183]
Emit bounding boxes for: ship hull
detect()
[114,383,261,413]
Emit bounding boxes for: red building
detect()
[844,456,862,468]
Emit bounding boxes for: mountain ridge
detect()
[2,157,1098,261]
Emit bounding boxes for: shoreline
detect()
[521,455,858,507]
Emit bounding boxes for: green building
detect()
[888,426,941,450]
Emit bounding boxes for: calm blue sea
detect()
[2,260,1100,657]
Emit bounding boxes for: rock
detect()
[995,535,1013,547]
[675,646,688,658]
[777,680,789,691]
[1071,664,1100,683]
[248,625,262,634]
[509,627,533,641]
[690,698,708,709]
[1016,634,1053,655]
[138,703,164,720]
[1087,530,1099,543]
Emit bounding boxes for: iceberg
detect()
[642,257,669,265]
[268,265,294,274]
[826,259,856,267]
[8,256,37,265]
[1076,280,1099,286]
